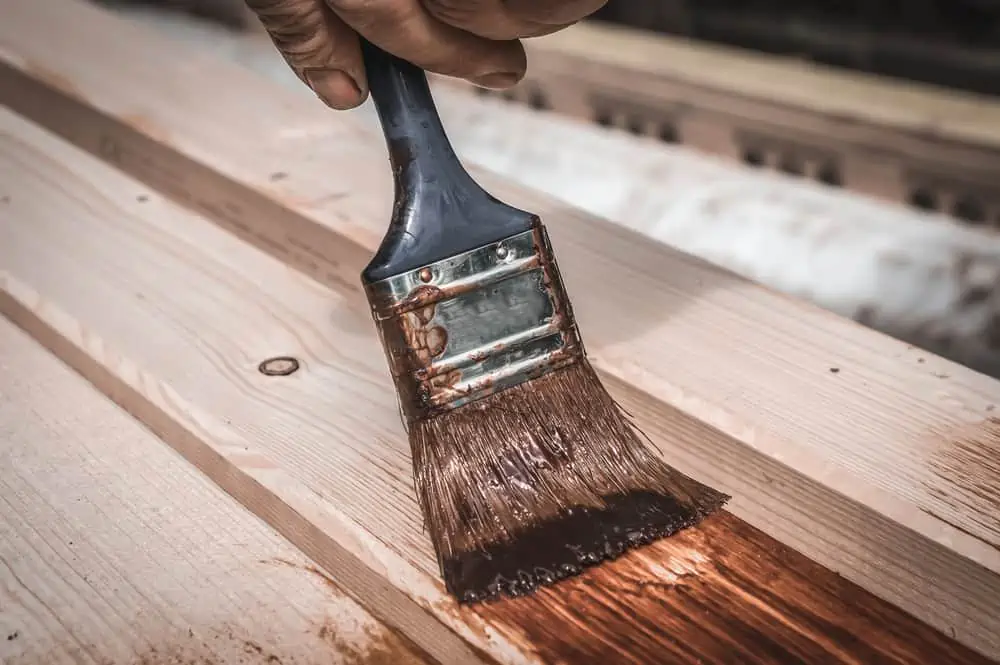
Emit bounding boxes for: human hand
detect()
[244,0,607,109]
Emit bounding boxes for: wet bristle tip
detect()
[410,360,730,603]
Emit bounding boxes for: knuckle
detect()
[422,0,525,40]
[329,0,407,26]
[326,0,366,13]
[248,0,347,70]
[421,0,478,28]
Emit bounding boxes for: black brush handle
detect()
[359,39,535,283]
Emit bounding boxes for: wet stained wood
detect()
[477,512,993,664]
[470,512,995,665]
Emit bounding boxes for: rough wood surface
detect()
[2,0,1000,658]
[2,99,997,665]
[0,318,431,665]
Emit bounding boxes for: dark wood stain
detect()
[473,512,995,664]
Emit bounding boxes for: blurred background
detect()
[592,0,1000,95]
[90,0,1000,379]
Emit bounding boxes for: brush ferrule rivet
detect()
[495,245,509,260]
[418,267,433,283]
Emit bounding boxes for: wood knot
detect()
[258,356,300,376]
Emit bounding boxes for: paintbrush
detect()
[359,39,729,604]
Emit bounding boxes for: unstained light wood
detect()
[0,318,431,665]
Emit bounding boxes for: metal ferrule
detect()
[364,222,584,422]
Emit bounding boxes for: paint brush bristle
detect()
[412,358,729,603]
[364,219,729,604]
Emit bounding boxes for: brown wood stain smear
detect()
[317,618,432,665]
[99,612,433,665]
[475,512,995,665]
[260,557,436,665]
[88,614,433,665]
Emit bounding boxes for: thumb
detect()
[246,0,368,109]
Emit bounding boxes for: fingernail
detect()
[304,69,363,110]
[472,71,520,89]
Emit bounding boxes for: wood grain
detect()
[0,318,431,665]
[0,109,497,665]
[2,0,1000,656]
[1,104,996,664]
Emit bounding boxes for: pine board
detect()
[0,93,996,665]
[1,0,999,660]
[0,318,431,665]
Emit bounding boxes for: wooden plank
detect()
[89,4,1000,383]
[0,111,491,665]
[586,2,1000,98]
[0,318,431,665]
[1,101,994,664]
[1,0,999,657]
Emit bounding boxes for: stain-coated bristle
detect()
[410,360,730,603]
